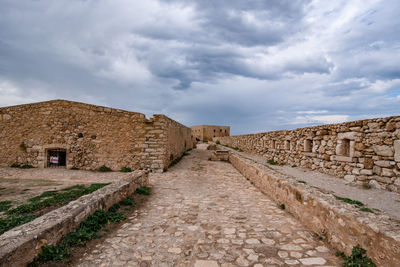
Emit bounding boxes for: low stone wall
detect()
[215,116,400,193]
[229,152,400,266]
[0,170,148,266]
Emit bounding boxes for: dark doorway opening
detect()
[47,149,66,167]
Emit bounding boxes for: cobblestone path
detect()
[77,145,341,266]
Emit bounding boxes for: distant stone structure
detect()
[191,125,230,142]
[215,116,400,193]
[0,100,192,172]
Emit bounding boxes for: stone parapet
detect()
[0,170,148,266]
[215,116,400,192]
[229,152,400,266]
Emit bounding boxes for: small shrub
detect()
[136,186,150,195]
[336,245,376,267]
[10,163,20,168]
[279,203,285,210]
[120,167,132,172]
[215,140,220,144]
[298,180,307,184]
[21,164,34,169]
[70,167,79,170]
[121,197,135,207]
[98,165,112,172]
[267,160,278,165]
[291,164,297,168]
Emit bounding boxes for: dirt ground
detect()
[0,167,132,209]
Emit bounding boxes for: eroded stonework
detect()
[0,100,192,172]
[215,116,400,192]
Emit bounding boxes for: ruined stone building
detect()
[191,125,230,142]
[0,100,192,172]
[215,116,400,193]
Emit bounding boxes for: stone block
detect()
[337,132,359,140]
[373,145,394,157]
[394,140,400,162]
[369,180,381,189]
[374,160,391,168]
[360,169,373,175]
[381,168,394,177]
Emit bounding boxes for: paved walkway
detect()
[77,145,341,266]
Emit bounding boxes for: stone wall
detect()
[144,115,193,172]
[214,116,400,192]
[228,152,400,266]
[0,100,192,172]
[191,125,230,141]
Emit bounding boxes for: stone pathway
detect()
[77,144,341,266]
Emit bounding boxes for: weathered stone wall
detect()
[0,170,148,267]
[0,100,192,172]
[144,115,193,172]
[214,116,400,192]
[229,152,400,266]
[191,125,230,141]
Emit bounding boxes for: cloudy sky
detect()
[0,0,399,134]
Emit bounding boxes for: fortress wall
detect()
[214,116,400,193]
[0,100,192,172]
[143,114,193,172]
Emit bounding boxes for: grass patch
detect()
[0,214,40,234]
[0,184,110,234]
[267,160,279,165]
[291,164,297,167]
[215,140,220,144]
[334,196,377,214]
[359,207,374,213]
[98,165,112,172]
[298,180,307,184]
[136,186,151,195]
[70,167,79,170]
[336,245,375,267]
[279,203,285,210]
[10,163,34,169]
[0,201,13,212]
[29,202,128,266]
[120,166,132,172]
[335,196,364,207]
[8,184,110,215]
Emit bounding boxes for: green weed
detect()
[120,167,132,172]
[136,186,151,195]
[98,165,112,172]
[335,196,364,207]
[267,160,278,165]
[298,180,307,184]
[336,245,375,267]
[279,203,285,210]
